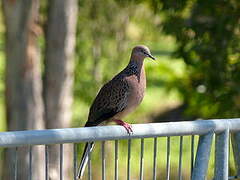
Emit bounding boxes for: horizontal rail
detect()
[0,119,240,147]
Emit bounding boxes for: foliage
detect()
[150,0,240,118]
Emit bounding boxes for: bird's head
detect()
[131,45,155,61]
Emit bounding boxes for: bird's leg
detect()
[112,119,133,134]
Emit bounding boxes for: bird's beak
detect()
[148,53,156,60]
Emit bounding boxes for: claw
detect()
[113,119,133,135]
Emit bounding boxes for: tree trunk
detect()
[44,0,77,179]
[2,0,44,179]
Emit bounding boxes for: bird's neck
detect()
[130,53,145,62]
[127,59,144,77]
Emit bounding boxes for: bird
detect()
[77,45,155,179]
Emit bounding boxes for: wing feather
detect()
[85,77,129,126]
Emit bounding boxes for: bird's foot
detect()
[113,119,133,135]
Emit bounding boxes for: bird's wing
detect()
[85,77,130,127]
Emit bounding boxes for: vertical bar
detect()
[14,147,18,180]
[231,132,240,176]
[192,133,213,180]
[229,136,231,170]
[29,146,32,180]
[153,138,158,180]
[214,129,229,180]
[60,144,63,180]
[102,141,106,180]
[191,135,195,176]
[45,145,49,180]
[73,144,77,180]
[166,137,171,180]
[88,143,92,180]
[115,140,119,180]
[127,139,132,180]
[139,138,144,180]
[178,136,183,180]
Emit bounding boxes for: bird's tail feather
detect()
[77,142,95,179]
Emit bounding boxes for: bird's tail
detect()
[77,142,95,179]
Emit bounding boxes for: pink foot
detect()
[113,119,133,134]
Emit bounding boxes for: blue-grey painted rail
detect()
[1,119,240,147]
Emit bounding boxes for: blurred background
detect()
[0,0,240,179]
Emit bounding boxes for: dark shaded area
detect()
[152,104,196,123]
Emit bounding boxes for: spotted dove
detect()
[77,45,155,179]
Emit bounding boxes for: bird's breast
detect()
[115,69,146,119]
[128,70,146,107]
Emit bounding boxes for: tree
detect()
[2,0,44,179]
[151,0,240,118]
[44,0,78,178]
[2,0,78,179]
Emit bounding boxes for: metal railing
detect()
[0,119,240,180]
